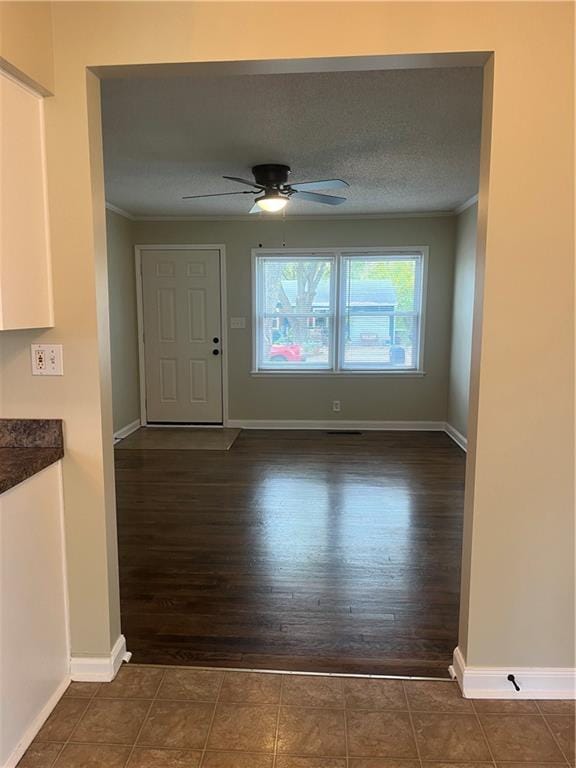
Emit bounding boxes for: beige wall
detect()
[106,210,139,433]
[134,216,455,422]
[0,12,121,656]
[0,2,54,93]
[447,203,477,438]
[0,1,573,670]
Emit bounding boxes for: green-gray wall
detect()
[106,209,140,433]
[447,203,477,438]
[132,216,456,423]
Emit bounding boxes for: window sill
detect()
[250,370,427,378]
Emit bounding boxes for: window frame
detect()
[251,247,428,376]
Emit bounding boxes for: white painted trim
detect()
[107,205,480,223]
[227,419,446,431]
[132,211,455,222]
[133,423,224,430]
[134,244,229,427]
[454,194,479,215]
[113,419,141,443]
[105,202,135,220]
[1,676,70,768]
[219,246,230,427]
[135,247,147,427]
[250,371,427,377]
[70,635,130,683]
[452,647,576,700]
[445,422,468,451]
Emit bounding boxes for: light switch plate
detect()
[230,317,246,329]
[31,344,64,376]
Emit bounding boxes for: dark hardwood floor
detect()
[115,430,466,677]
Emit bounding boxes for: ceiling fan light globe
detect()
[256,194,288,213]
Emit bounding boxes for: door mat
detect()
[115,427,241,451]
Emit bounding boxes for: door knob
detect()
[212,349,220,356]
[213,337,219,343]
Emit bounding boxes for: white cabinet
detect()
[0,71,53,330]
[0,463,69,767]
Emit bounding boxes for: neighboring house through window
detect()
[252,248,427,373]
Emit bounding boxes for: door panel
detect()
[141,249,222,423]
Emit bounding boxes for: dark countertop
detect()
[0,419,64,494]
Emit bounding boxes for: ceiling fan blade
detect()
[182,190,255,199]
[292,190,347,206]
[290,179,349,192]
[222,175,264,189]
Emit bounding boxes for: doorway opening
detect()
[101,53,485,677]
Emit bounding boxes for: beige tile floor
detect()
[19,666,575,768]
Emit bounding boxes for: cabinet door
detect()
[0,72,53,329]
[0,464,68,766]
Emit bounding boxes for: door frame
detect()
[134,244,229,427]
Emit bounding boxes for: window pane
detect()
[261,259,333,314]
[257,257,334,370]
[259,316,332,368]
[341,256,421,370]
[342,314,418,369]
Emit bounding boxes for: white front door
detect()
[141,248,223,423]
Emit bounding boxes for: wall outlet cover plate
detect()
[31,344,64,376]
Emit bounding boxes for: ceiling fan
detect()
[182,164,349,213]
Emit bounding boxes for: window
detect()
[253,248,426,373]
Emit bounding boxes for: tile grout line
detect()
[199,667,226,767]
[534,700,572,766]
[49,681,101,767]
[471,699,499,768]
[80,693,574,715]
[122,667,166,768]
[55,741,564,763]
[271,673,284,768]
[402,681,424,768]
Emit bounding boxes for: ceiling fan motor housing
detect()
[252,164,291,188]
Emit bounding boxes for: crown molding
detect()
[454,194,479,215]
[130,210,455,222]
[105,202,136,220]
[105,200,481,222]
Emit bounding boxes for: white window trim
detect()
[251,246,429,375]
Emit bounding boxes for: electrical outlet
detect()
[31,344,64,376]
[332,400,341,412]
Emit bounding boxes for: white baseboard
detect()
[452,646,576,699]
[113,419,140,443]
[2,676,70,768]
[70,635,131,682]
[444,422,468,451]
[227,419,446,431]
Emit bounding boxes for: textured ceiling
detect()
[101,67,482,217]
